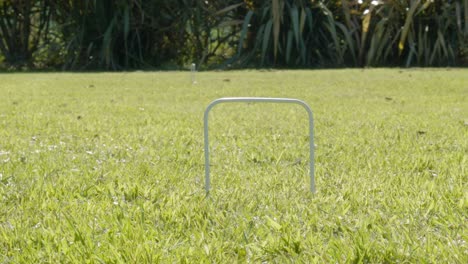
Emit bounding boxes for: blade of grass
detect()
[399,0,421,56]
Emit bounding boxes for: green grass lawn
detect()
[1,69,467,262]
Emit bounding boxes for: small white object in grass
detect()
[191,63,197,84]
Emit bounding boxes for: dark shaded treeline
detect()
[0,0,467,70]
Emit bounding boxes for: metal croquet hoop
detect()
[203,97,315,193]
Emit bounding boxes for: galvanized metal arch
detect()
[203,97,315,193]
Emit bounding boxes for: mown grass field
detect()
[0,69,467,263]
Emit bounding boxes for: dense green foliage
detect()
[0,0,467,70]
[239,0,468,67]
[1,70,467,262]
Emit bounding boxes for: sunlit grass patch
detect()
[0,69,467,262]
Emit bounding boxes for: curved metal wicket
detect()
[203,97,315,193]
